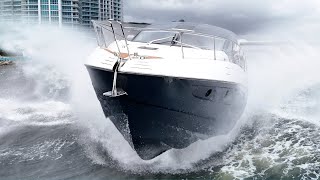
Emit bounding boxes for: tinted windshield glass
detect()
[132,31,226,50]
[182,33,225,50]
[133,31,176,44]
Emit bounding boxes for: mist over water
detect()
[0,21,320,179]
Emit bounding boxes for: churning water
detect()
[0,24,320,180]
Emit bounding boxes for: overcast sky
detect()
[123,0,320,34]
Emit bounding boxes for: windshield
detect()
[181,33,225,50]
[133,31,177,44]
[132,31,227,51]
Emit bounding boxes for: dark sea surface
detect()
[0,26,320,180]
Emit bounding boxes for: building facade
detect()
[81,0,123,28]
[0,0,122,28]
[0,0,22,23]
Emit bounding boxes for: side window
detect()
[94,26,104,47]
[233,43,240,51]
[239,48,246,71]
[223,40,233,62]
[224,40,233,53]
[231,43,246,70]
[232,43,240,65]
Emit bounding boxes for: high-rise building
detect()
[0,0,123,28]
[0,0,22,23]
[21,0,80,27]
[107,0,122,21]
[20,0,40,24]
[80,0,123,28]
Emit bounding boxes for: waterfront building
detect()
[0,0,22,23]
[0,0,123,28]
[20,0,80,27]
[81,0,123,28]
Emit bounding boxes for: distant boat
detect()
[85,20,248,160]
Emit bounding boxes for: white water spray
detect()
[1,20,320,175]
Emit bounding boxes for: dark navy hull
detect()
[86,66,247,159]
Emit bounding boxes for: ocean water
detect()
[0,25,320,180]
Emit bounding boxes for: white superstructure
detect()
[87,21,247,87]
[87,41,247,85]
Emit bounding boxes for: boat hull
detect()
[86,65,247,159]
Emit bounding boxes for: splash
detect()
[210,28,320,178]
[213,114,320,179]
[1,21,320,178]
[0,23,241,172]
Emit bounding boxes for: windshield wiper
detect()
[148,35,176,45]
[172,40,202,50]
[171,34,179,45]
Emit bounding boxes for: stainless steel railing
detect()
[92,20,246,70]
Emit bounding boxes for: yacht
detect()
[85,20,248,160]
